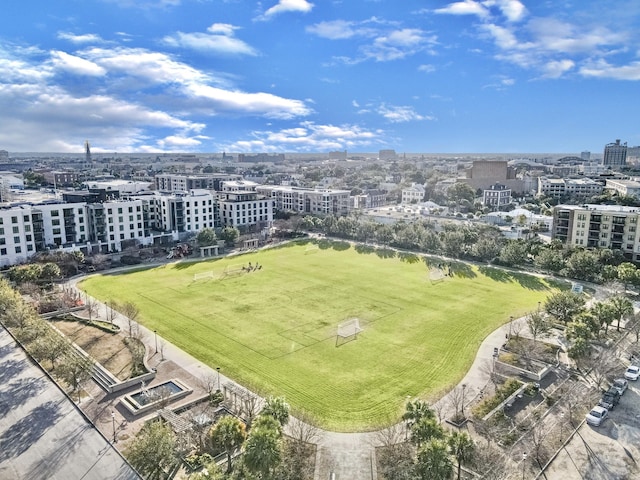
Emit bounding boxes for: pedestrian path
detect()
[66,269,562,480]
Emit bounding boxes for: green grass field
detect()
[80,241,557,431]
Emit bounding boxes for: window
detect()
[15,246,21,254]
[128,207,133,213]
[0,238,4,245]
[27,245,33,252]
[52,219,60,226]
[0,227,3,235]
[80,225,84,232]
[0,248,5,255]
[51,210,59,217]
[23,215,29,222]
[13,226,19,234]
[26,235,32,242]
[110,234,115,241]
[24,225,30,232]
[52,228,61,235]
[120,234,125,240]
[109,226,114,232]
[118,208,123,214]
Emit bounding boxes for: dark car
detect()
[598,387,621,410]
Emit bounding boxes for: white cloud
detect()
[219,121,384,152]
[259,0,314,20]
[158,135,207,148]
[377,104,433,123]
[162,23,257,56]
[50,51,106,76]
[435,1,489,18]
[541,59,575,79]
[306,20,362,40]
[483,0,527,22]
[57,32,104,44]
[579,59,640,81]
[418,64,436,73]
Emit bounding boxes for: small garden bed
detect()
[472,378,522,419]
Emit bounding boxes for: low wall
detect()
[495,360,551,381]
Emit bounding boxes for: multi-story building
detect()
[155,173,242,193]
[605,179,640,199]
[256,185,351,216]
[218,181,273,230]
[237,153,285,163]
[482,183,512,209]
[351,189,387,209]
[145,190,217,233]
[401,183,425,204]
[462,160,525,193]
[552,204,640,260]
[379,149,397,161]
[41,171,81,187]
[537,177,603,198]
[603,140,627,167]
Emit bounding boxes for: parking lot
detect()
[545,377,640,479]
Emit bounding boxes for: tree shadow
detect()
[478,266,511,283]
[330,241,351,251]
[478,266,549,291]
[449,261,477,279]
[0,358,28,386]
[317,239,332,250]
[0,376,47,417]
[398,252,420,264]
[375,248,396,259]
[0,400,65,462]
[355,244,376,255]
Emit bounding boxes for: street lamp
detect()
[522,452,527,480]
[154,330,158,354]
[216,367,221,391]
[111,412,117,443]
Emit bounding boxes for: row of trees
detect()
[196,227,240,248]
[377,399,476,480]
[290,213,640,287]
[125,395,317,480]
[0,279,93,400]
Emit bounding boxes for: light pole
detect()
[522,452,527,480]
[216,367,221,391]
[111,412,117,443]
[154,330,158,354]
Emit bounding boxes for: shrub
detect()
[472,378,522,418]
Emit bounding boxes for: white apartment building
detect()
[537,177,603,198]
[218,181,274,229]
[482,183,512,209]
[155,173,242,192]
[144,190,217,233]
[605,179,640,198]
[552,204,640,261]
[256,186,350,216]
[401,183,425,204]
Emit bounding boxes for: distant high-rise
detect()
[603,139,627,167]
[581,151,591,161]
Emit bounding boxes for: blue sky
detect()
[1,0,639,154]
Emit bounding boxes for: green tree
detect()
[58,353,93,401]
[219,226,240,247]
[210,416,247,473]
[243,415,282,479]
[526,310,551,343]
[261,396,290,428]
[609,294,633,332]
[411,417,444,448]
[448,431,475,480]
[544,291,585,325]
[498,241,528,266]
[564,249,601,282]
[534,248,564,273]
[415,439,453,480]
[590,302,616,335]
[196,228,217,247]
[126,421,177,480]
[616,263,637,292]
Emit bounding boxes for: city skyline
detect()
[1,0,639,154]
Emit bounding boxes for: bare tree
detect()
[120,301,140,338]
[105,300,118,324]
[288,413,320,446]
[527,310,551,344]
[84,295,98,322]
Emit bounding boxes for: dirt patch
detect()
[52,319,134,380]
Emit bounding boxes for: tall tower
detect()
[84,140,92,167]
[603,139,627,168]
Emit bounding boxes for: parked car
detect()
[598,388,620,410]
[612,378,628,395]
[624,365,640,381]
[586,406,609,427]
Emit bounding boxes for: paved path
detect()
[0,325,141,480]
[67,254,573,480]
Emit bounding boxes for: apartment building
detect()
[155,173,242,192]
[145,190,217,233]
[537,177,603,198]
[603,139,627,167]
[256,185,350,216]
[552,204,640,261]
[218,181,273,230]
[605,179,640,198]
[401,183,425,204]
[482,183,512,209]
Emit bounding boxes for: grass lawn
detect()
[79,241,558,431]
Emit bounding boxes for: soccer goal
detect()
[222,263,246,277]
[305,244,320,255]
[428,268,446,284]
[193,271,215,281]
[336,318,363,346]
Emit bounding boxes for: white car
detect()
[612,378,628,395]
[624,365,640,381]
[586,406,609,427]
